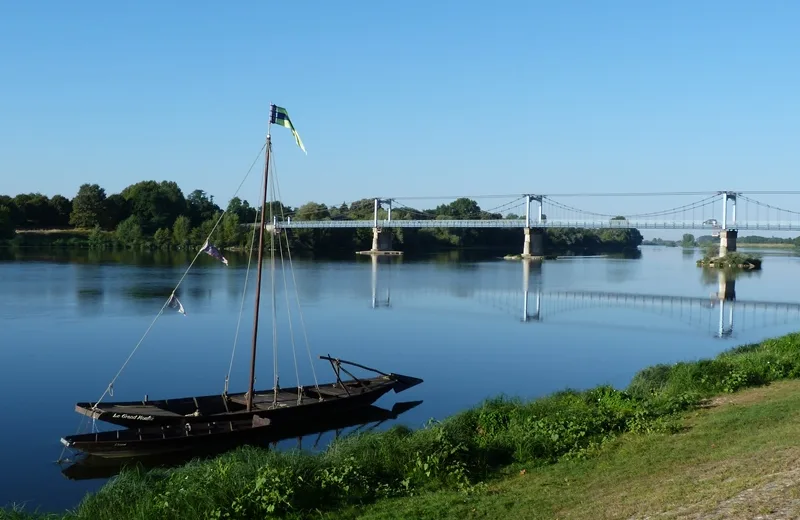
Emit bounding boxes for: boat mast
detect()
[246,105,275,412]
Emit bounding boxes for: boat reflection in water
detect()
[60,400,422,481]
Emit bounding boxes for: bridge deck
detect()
[260,219,800,231]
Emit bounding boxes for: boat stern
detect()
[389,373,424,393]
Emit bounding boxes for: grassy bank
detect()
[738,242,797,249]
[7,333,800,519]
[3,229,91,248]
[352,378,800,519]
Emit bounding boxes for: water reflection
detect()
[59,401,421,481]
[369,258,800,339]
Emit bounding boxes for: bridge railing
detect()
[261,219,800,231]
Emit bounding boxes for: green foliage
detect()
[121,181,187,234]
[681,233,695,247]
[186,190,221,227]
[0,205,14,240]
[14,333,800,520]
[153,228,172,249]
[115,216,144,248]
[69,184,107,228]
[87,225,115,249]
[737,235,797,245]
[172,215,191,249]
[703,243,720,258]
[221,213,244,247]
[698,249,762,270]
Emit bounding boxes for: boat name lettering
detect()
[111,413,155,421]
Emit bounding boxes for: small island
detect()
[696,245,762,270]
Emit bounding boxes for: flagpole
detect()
[246,105,275,412]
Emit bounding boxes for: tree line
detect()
[0,182,644,255]
[643,233,800,248]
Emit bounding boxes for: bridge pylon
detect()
[521,194,545,259]
[718,191,739,256]
[357,198,403,256]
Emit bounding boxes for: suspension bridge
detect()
[266,191,800,258]
[364,257,800,339]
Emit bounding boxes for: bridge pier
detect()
[718,230,737,256]
[357,227,402,256]
[521,227,545,259]
[521,259,542,322]
[717,271,736,301]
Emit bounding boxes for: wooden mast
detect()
[246,106,275,412]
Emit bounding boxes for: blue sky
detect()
[1,1,799,223]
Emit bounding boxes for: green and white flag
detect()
[271,105,306,154]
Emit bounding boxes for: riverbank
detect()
[738,243,797,249]
[1,226,643,259]
[352,378,800,519]
[6,331,800,519]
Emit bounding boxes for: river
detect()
[1,245,799,512]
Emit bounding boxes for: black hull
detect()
[74,361,424,429]
[79,378,397,428]
[61,401,423,461]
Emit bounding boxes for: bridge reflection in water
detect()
[366,256,800,339]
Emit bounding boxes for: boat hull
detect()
[75,373,422,428]
[61,400,423,460]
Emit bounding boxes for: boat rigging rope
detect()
[270,151,321,394]
[271,165,302,397]
[269,141,279,405]
[90,141,268,411]
[224,166,264,395]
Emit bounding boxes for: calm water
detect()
[2,246,800,511]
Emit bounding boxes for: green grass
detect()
[342,379,800,519]
[7,333,800,519]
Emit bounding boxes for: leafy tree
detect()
[295,202,330,221]
[153,228,172,249]
[611,215,627,221]
[226,197,260,223]
[172,215,191,249]
[50,195,73,227]
[186,189,220,227]
[116,215,144,247]
[11,193,58,227]
[681,233,695,247]
[227,197,244,220]
[70,184,107,228]
[88,224,114,249]
[221,213,243,246]
[0,205,14,239]
[104,194,132,230]
[121,180,186,234]
[435,198,481,219]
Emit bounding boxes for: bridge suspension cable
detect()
[542,194,720,220]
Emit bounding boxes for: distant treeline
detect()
[0,182,644,255]
[643,233,800,248]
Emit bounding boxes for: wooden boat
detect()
[72,358,422,428]
[60,400,422,461]
[59,104,423,458]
